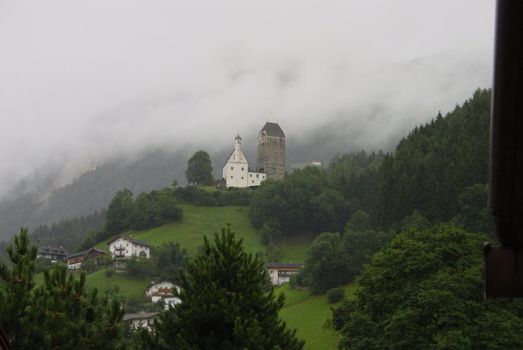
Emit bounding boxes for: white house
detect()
[146,281,181,310]
[266,263,304,285]
[108,236,151,259]
[37,245,68,262]
[222,134,266,188]
[123,312,160,330]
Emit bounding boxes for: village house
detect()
[266,262,304,285]
[66,248,105,270]
[108,236,151,259]
[146,281,181,310]
[37,245,68,262]
[123,311,160,330]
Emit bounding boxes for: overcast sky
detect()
[0,0,495,195]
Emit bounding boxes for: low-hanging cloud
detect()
[0,0,495,196]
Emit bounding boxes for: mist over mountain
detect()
[0,0,494,196]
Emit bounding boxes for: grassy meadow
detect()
[278,283,358,350]
[95,204,310,262]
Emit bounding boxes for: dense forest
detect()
[31,210,106,252]
[250,89,492,240]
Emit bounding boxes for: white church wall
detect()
[224,164,249,188]
[247,172,265,186]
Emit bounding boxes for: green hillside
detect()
[96,204,310,262]
[85,269,150,300]
[278,283,358,350]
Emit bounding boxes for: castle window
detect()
[252,180,254,183]
[241,167,244,171]
[241,177,244,179]
[231,167,234,170]
[231,176,233,178]
[249,174,252,177]
[256,174,259,178]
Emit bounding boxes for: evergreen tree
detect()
[0,229,126,349]
[142,226,304,350]
[0,228,36,348]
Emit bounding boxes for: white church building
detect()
[222,135,266,188]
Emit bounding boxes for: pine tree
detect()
[142,225,304,350]
[0,228,126,349]
[0,228,36,348]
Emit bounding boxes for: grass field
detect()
[34,269,149,301]
[96,204,310,262]
[85,268,150,300]
[278,283,358,350]
[272,235,316,263]
[133,204,264,255]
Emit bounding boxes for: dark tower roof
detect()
[260,122,285,138]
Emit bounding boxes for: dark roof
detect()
[66,248,105,260]
[123,312,160,321]
[107,235,150,247]
[38,245,68,256]
[260,122,285,138]
[266,262,304,269]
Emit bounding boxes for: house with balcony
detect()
[108,236,151,259]
[66,248,105,270]
[266,262,304,285]
[37,245,68,262]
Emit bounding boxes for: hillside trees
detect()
[0,229,126,349]
[84,187,183,247]
[106,189,135,235]
[185,150,214,186]
[302,232,349,294]
[31,210,106,252]
[140,226,303,350]
[332,225,523,349]
[250,90,493,240]
[300,211,393,294]
[250,166,345,236]
[378,89,491,227]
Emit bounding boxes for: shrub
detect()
[327,287,345,303]
[105,268,114,278]
[289,270,307,289]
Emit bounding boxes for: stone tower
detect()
[256,122,285,180]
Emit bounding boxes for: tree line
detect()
[80,187,182,250]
